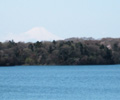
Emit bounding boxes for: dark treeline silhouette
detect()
[0,38,120,66]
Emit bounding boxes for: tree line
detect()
[0,38,120,66]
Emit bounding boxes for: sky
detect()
[0,0,120,42]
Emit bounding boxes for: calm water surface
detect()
[0,65,120,100]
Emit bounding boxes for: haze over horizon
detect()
[0,0,120,42]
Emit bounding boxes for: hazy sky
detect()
[0,0,120,42]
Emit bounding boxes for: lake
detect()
[0,65,120,100]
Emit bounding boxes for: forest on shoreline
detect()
[0,37,120,66]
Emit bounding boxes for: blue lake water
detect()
[0,65,120,100]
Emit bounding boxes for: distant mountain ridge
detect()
[64,37,95,42]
